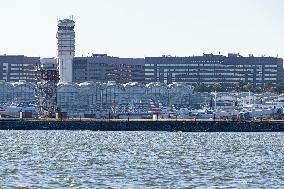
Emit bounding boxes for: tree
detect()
[263,82,273,92]
[233,81,245,92]
[211,83,223,92]
[194,83,207,92]
[243,84,254,92]
[274,84,284,94]
[194,83,219,92]
[253,86,262,93]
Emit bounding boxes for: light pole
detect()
[100,87,103,110]
[214,91,217,111]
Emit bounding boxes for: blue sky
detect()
[0,0,283,58]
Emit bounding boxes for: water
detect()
[0,131,283,188]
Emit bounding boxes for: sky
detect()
[0,0,283,58]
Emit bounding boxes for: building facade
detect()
[73,54,145,83]
[145,54,283,88]
[0,55,39,82]
[0,81,36,104]
[57,18,75,83]
[57,81,193,116]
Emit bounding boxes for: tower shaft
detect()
[57,18,75,83]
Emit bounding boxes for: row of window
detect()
[146,63,278,67]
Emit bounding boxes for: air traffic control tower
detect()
[57,17,75,83]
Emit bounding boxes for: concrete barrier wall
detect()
[0,120,284,132]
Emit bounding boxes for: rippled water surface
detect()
[0,131,284,188]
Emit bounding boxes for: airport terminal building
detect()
[145,54,283,88]
[72,54,145,83]
[0,55,39,83]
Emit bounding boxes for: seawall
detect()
[0,120,284,132]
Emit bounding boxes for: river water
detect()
[0,131,283,188]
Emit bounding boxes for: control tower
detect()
[57,17,75,83]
